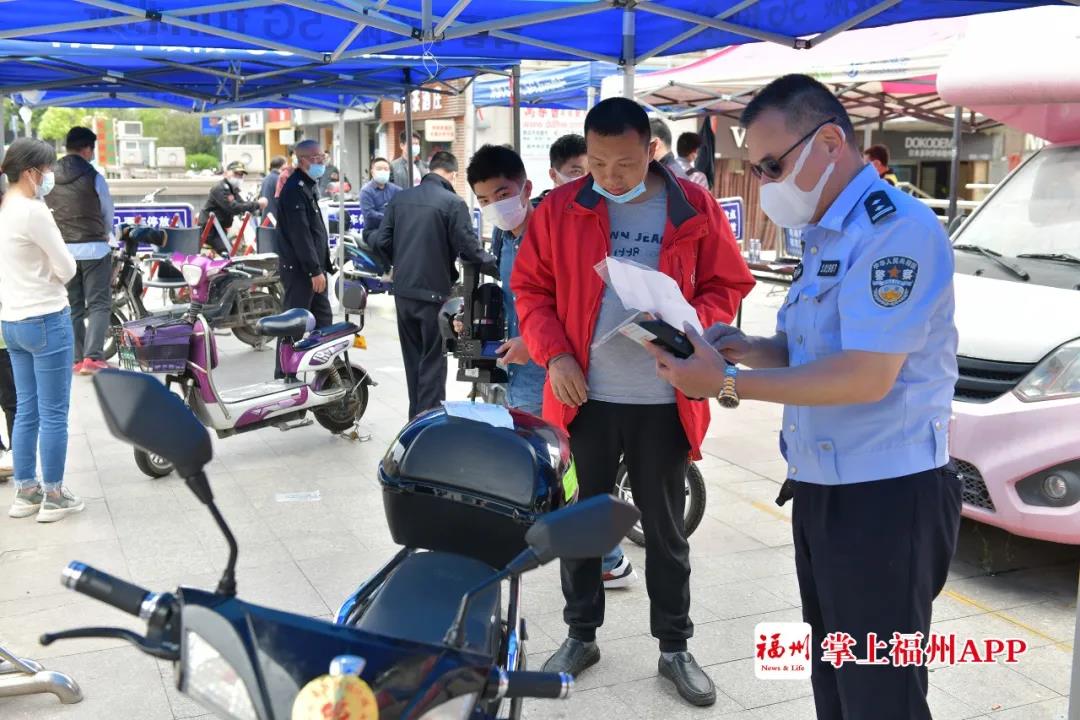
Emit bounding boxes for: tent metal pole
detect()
[622,6,635,99]
[404,89,415,188]
[337,104,347,274]
[947,105,962,224]
[511,65,521,153]
[587,86,596,109]
[0,98,5,146]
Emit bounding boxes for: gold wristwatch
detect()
[717,364,740,409]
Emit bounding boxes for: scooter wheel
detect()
[618,462,706,547]
[134,448,174,478]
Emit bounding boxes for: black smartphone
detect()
[623,319,694,359]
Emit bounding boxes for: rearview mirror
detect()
[92,370,212,478]
[525,494,640,564]
[947,214,965,236]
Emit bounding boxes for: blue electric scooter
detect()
[41,370,638,720]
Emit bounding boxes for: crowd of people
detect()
[0,72,962,719]
[352,74,960,718]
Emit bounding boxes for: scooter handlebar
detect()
[503,671,573,699]
[62,561,154,619]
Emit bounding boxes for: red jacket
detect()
[511,163,755,460]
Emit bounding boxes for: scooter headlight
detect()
[182,264,205,288]
[1014,338,1080,402]
[182,629,257,720]
[417,693,478,720]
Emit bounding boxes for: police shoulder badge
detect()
[870,256,918,307]
[864,191,896,224]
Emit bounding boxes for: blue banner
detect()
[201,116,222,136]
[474,62,619,110]
[114,203,195,229]
[717,197,744,241]
[328,204,481,237]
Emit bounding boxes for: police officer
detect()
[199,161,266,254]
[647,74,962,720]
[275,140,333,377]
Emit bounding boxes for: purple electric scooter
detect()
[117,254,375,477]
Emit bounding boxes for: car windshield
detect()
[954,145,1080,257]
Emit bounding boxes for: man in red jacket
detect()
[512,98,754,706]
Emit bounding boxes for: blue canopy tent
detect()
[0,1,1072,100]
[0,40,509,112]
[473,62,620,110]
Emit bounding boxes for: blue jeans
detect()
[1,308,74,491]
[602,545,625,573]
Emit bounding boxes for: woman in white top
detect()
[0,138,83,522]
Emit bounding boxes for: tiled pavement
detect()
[0,285,1075,719]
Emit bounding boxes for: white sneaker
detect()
[0,450,13,482]
[9,485,43,518]
[602,555,638,590]
[36,487,86,523]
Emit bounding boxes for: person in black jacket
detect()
[649,118,688,180]
[373,151,496,418]
[274,140,334,377]
[200,161,266,255]
[260,156,286,220]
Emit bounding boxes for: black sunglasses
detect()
[749,117,837,181]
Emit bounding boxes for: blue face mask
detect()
[307,163,326,180]
[592,179,646,204]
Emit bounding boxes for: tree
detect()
[37,108,88,144]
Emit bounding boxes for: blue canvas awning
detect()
[0,40,512,111]
[0,2,1069,67]
[473,62,619,110]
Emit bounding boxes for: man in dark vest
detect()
[45,127,115,375]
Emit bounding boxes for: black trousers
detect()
[0,348,15,450]
[275,268,333,378]
[395,297,446,419]
[67,255,113,361]
[563,401,693,652]
[793,466,962,720]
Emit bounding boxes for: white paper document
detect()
[442,400,515,429]
[599,257,703,334]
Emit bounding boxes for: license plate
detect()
[352,335,367,350]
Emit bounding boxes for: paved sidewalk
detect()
[0,286,1075,719]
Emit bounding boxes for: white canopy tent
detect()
[604,14,986,131]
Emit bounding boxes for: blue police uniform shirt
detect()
[495,226,546,415]
[776,164,958,485]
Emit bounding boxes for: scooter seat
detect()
[255,308,315,339]
[355,551,501,657]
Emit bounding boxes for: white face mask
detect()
[411,143,421,158]
[758,126,840,229]
[34,169,55,198]
[481,189,528,232]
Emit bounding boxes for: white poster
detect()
[520,108,588,193]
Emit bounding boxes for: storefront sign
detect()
[872,131,996,163]
[425,119,456,142]
[520,108,588,192]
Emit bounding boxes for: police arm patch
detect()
[870,256,918,307]
[864,191,896,224]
